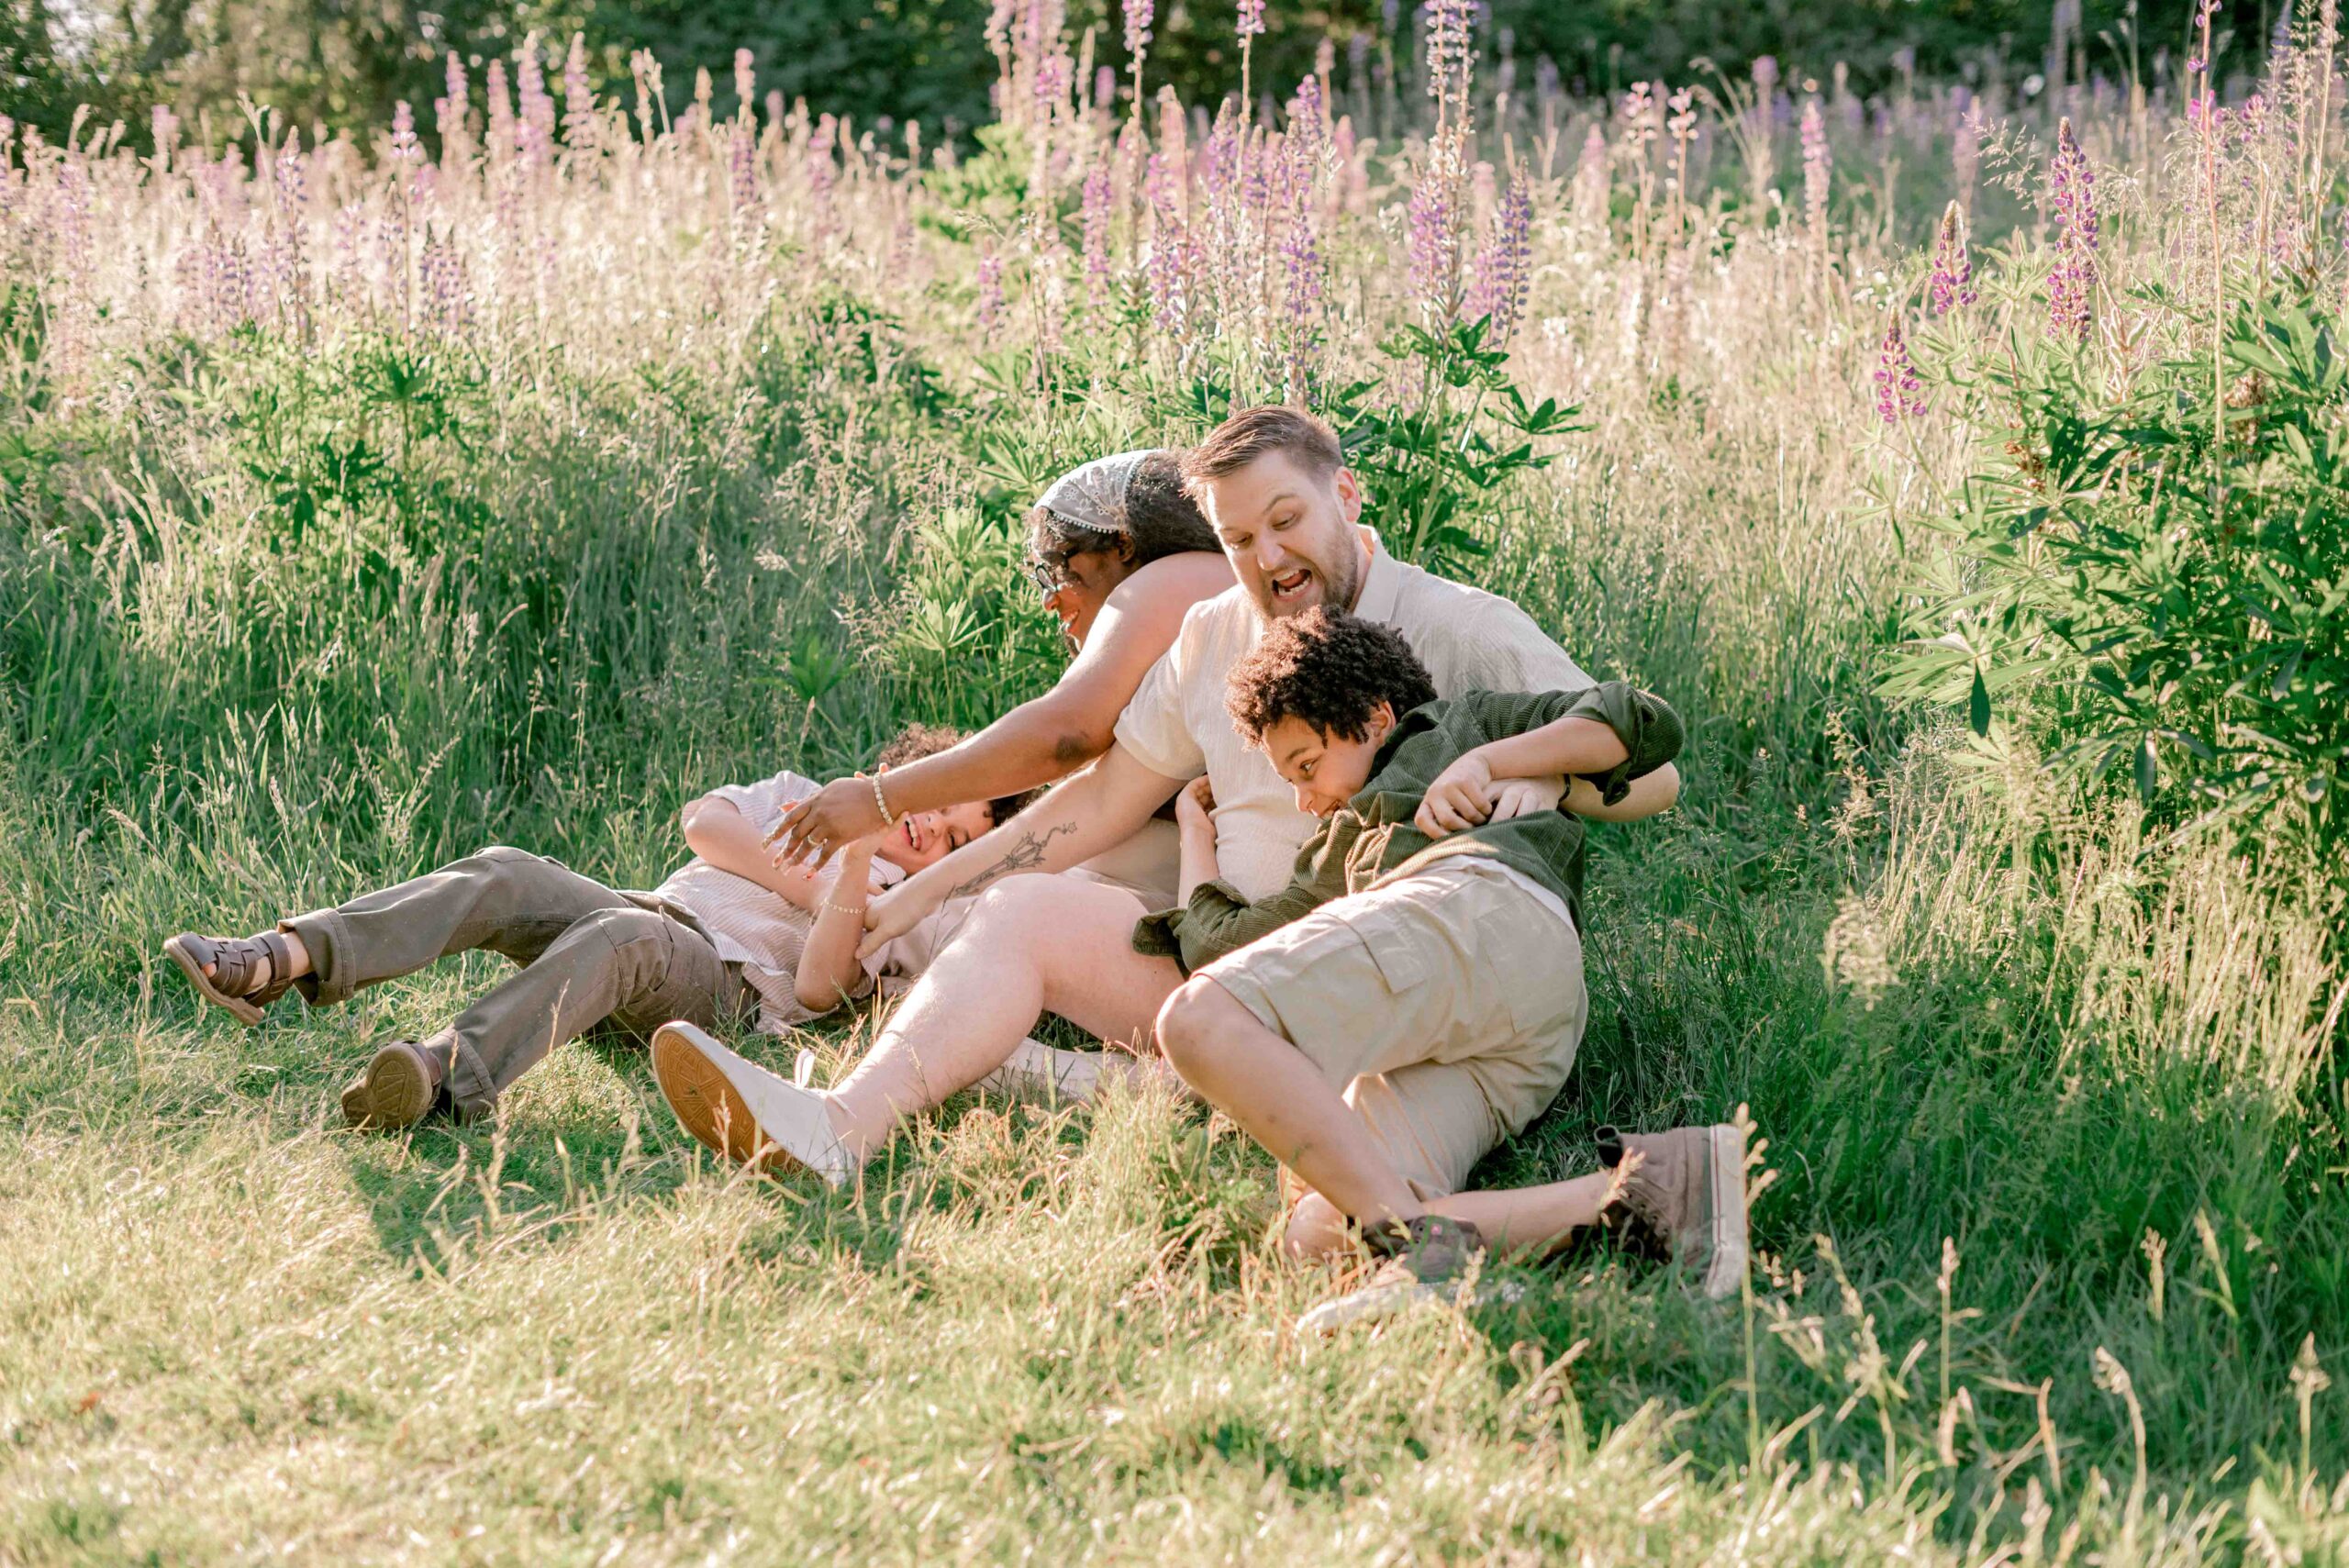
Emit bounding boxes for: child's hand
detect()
[1485,775,1565,822]
[1416,751,1496,838]
[1175,775,1217,835]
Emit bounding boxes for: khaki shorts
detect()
[1197,859,1586,1200]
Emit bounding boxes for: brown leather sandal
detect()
[163,929,297,1028]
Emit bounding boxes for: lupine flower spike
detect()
[1801,96,1831,240]
[1874,314,1926,423]
[1930,201,1976,314]
[2047,116,2098,343]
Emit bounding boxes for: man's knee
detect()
[463,845,546,882]
[1283,1193,1351,1260]
[569,905,669,953]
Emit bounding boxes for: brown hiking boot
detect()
[1297,1214,1521,1334]
[1598,1124,1750,1299]
[340,1040,445,1131]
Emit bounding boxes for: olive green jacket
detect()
[1134,683,1683,975]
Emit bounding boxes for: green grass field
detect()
[5,32,2348,1562]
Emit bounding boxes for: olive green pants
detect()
[283,846,749,1118]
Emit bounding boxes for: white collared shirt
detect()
[1111,530,1594,903]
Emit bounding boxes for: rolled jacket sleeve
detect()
[1555,683,1685,806]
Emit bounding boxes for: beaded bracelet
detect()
[870,773,897,828]
[819,899,865,919]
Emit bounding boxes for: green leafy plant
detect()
[1883,297,2348,858]
[1325,318,1587,579]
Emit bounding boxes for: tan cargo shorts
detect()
[1196,857,1587,1200]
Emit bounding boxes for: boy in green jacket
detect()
[1146,608,1749,1329]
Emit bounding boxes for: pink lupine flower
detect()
[1145,154,1191,339]
[807,115,836,235]
[1095,65,1117,113]
[1035,50,1071,108]
[1407,161,1458,321]
[2050,116,2098,252]
[1080,164,1113,308]
[729,123,760,220]
[733,49,756,114]
[1237,0,1265,40]
[1873,315,1925,422]
[150,106,179,173]
[1123,0,1152,58]
[563,34,596,151]
[1953,98,1980,211]
[486,60,515,162]
[977,245,1005,337]
[1800,96,1830,237]
[271,133,309,329]
[1424,0,1474,109]
[1929,200,1976,314]
[517,39,554,169]
[440,53,470,152]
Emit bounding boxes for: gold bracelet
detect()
[870,773,897,828]
[819,899,865,919]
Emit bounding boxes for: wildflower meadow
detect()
[3,0,2347,1560]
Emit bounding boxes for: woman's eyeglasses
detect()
[1027,558,1076,601]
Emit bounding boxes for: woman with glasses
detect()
[771,450,1230,908]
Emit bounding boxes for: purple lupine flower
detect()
[1123,0,1152,58]
[1800,96,1830,236]
[1080,163,1113,308]
[271,133,308,329]
[1465,169,1532,343]
[563,34,596,150]
[2050,116,2098,252]
[1237,0,1265,40]
[1035,50,1071,108]
[2047,117,2098,343]
[421,227,470,334]
[1096,65,1118,112]
[1407,158,1459,321]
[1929,201,1976,314]
[1281,210,1323,393]
[1287,75,1325,163]
[1873,315,1926,422]
[976,245,1005,337]
[1145,153,1191,339]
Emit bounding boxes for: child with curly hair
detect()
[1146,607,1749,1329]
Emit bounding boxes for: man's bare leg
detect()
[821,875,1185,1160]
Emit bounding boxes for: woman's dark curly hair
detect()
[1027,450,1219,572]
[1225,609,1439,747]
[876,723,1041,824]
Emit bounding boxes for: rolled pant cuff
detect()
[432,1028,498,1119]
[279,909,358,1006]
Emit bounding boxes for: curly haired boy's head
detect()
[1225,608,1438,748]
[878,723,1039,825]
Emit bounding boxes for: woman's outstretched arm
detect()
[772,552,1231,869]
[680,795,825,910]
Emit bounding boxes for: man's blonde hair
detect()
[1179,406,1342,503]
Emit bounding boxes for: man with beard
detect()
[651,406,1681,1252]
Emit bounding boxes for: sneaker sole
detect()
[341,1043,436,1130]
[652,1020,846,1184]
[163,935,264,1028]
[1698,1123,1750,1300]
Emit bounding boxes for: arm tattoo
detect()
[941,822,1077,903]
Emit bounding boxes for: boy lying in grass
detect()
[165,726,1033,1130]
[1145,608,1749,1330]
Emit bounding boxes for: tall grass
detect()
[2,12,2345,1562]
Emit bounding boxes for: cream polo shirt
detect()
[1111,530,1594,903]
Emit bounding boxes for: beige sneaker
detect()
[651,1020,857,1188]
[1598,1124,1750,1300]
[339,1040,442,1130]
